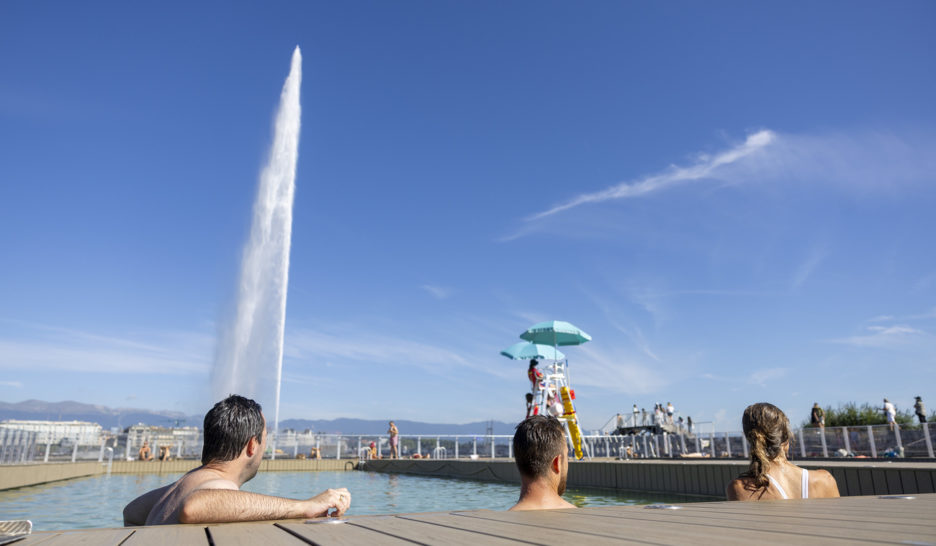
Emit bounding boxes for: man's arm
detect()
[124,484,171,526]
[177,487,351,524]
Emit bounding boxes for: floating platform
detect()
[19,493,936,545]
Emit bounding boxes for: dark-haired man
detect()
[509,415,575,511]
[123,395,350,526]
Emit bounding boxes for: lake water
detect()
[0,471,695,531]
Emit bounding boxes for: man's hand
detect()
[303,488,351,518]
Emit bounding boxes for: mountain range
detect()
[0,399,517,435]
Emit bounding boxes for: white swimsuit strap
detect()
[802,469,809,499]
[766,474,788,499]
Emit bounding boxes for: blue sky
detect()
[1,1,935,431]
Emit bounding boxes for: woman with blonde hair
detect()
[727,402,839,501]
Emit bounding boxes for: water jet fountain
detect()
[212,47,302,458]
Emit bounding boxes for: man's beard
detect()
[557,471,567,496]
[245,454,262,482]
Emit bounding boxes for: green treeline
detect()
[804,402,932,428]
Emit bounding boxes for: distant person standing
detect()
[641,408,648,426]
[527,360,544,392]
[666,402,675,424]
[616,413,624,429]
[810,403,825,429]
[915,397,927,424]
[883,398,897,431]
[632,404,639,426]
[687,416,693,435]
[388,421,399,459]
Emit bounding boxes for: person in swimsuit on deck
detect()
[726,402,839,501]
[388,421,399,459]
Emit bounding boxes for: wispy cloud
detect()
[421,284,451,300]
[511,128,936,237]
[865,307,936,324]
[830,325,928,348]
[906,307,936,321]
[0,325,212,375]
[791,246,827,290]
[0,380,23,388]
[748,367,789,387]
[580,287,660,361]
[527,130,776,221]
[283,326,501,377]
[569,344,669,395]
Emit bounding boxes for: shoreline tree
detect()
[802,402,926,428]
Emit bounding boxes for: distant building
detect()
[126,424,200,456]
[0,420,103,445]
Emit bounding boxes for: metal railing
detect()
[1,422,932,465]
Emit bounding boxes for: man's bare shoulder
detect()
[509,498,576,511]
[145,467,237,525]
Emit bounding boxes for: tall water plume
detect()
[213,47,301,455]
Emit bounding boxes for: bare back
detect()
[145,467,238,525]
[727,464,839,501]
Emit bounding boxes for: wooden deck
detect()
[19,493,936,545]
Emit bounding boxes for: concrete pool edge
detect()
[0,462,102,491]
[0,459,359,491]
[362,458,936,497]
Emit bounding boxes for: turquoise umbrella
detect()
[500,342,566,361]
[520,321,592,346]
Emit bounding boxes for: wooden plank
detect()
[858,468,876,496]
[401,512,639,545]
[348,515,528,545]
[689,463,702,496]
[576,503,936,538]
[899,470,919,494]
[553,506,936,543]
[917,469,935,494]
[885,469,903,494]
[20,528,135,546]
[674,499,936,524]
[208,522,306,545]
[123,525,209,545]
[278,521,418,546]
[585,501,936,528]
[871,467,889,495]
[451,509,863,546]
[15,533,65,546]
[843,467,860,496]
[703,464,715,496]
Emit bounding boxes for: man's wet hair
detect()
[513,415,565,478]
[201,395,264,464]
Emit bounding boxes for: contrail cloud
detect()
[527,130,776,221]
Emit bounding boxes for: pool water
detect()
[0,471,694,531]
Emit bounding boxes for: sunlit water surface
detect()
[0,471,696,531]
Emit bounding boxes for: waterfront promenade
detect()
[17,493,936,545]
